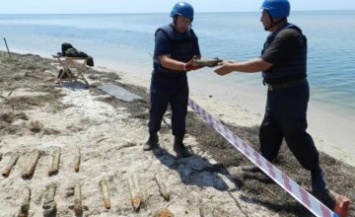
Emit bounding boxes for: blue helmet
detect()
[261,0,290,18]
[170,2,194,20]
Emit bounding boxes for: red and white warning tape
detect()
[188,98,338,217]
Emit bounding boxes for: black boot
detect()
[173,136,191,158]
[311,166,326,192]
[143,134,159,151]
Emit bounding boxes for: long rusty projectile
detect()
[42,183,57,217]
[2,153,20,177]
[18,187,31,217]
[100,178,111,209]
[127,174,142,212]
[73,182,83,215]
[48,148,61,176]
[154,175,170,201]
[73,147,81,172]
[21,149,41,178]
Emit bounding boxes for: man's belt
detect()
[266,77,306,91]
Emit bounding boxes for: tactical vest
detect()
[262,24,307,84]
[153,24,197,78]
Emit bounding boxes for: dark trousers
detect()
[148,73,189,137]
[259,80,319,170]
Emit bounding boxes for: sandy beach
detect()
[0,52,354,217]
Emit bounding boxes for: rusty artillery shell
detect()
[21,149,41,178]
[18,187,31,217]
[127,174,142,212]
[73,182,83,215]
[192,57,223,67]
[48,148,61,176]
[100,178,111,209]
[73,147,81,172]
[154,175,170,201]
[155,208,174,217]
[42,183,57,217]
[2,153,20,177]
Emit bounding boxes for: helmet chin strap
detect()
[265,13,286,31]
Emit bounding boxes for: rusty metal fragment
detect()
[192,57,223,67]
[2,153,19,177]
[155,208,174,217]
[48,148,61,176]
[21,149,41,178]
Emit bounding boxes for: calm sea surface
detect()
[1,11,354,113]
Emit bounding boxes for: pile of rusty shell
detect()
[18,187,31,217]
[100,178,111,209]
[154,175,170,201]
[73,147,81,172]
[21,149,41,178]
[42,183,57,217]
[48,148,61,176]
[128,174,142,212]
[2,153,19,177]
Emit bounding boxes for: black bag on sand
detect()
[61,43,73,56]
[86,56,94,66]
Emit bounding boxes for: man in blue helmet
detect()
[143,2,205,157]
[215,0,333,206]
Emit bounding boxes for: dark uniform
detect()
[148,24,201,138]
[260,23,321,173]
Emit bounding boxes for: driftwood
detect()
[21,149,41,178]
[48,148,61,176]
[42,183,57,217]
[73,147,81,172]
[154,175,170,201]
[2,153,20,177]
[127,174,142,212]
[100,178,111,209]
[192,57,223,67]
[18,187,31,217]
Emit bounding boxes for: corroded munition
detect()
[42,183,57,217]
[21,149,41,178]
[18,187,31,217]
[154,175,170,201]
[155,208,174,217]
[2,153,19,177]
[128,174,142,212]
[100,178,111,209]
[74,147,81,172]
[48,148,61,176]
[192,57,223,67]
[73,182,83,214]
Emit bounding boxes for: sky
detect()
[1,0,355,14]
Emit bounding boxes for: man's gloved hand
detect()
[183,57,202,71]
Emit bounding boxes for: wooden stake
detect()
[21,149,41,178]
[2,153,19,177]
[48,148,61,176]
[100,178,111,209]
[73,147,81,172]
